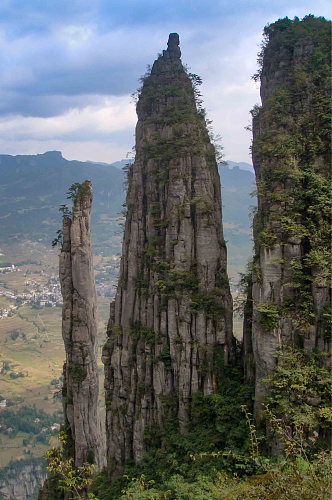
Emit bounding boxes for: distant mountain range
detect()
[105,158,254,172]
[0,151,124,255]
[225,160,253,172]
[0,151,256,274]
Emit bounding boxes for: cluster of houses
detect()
[33,420,60,433]
[0,265,22,318]
[0,275,63,319]
[0,265,18,274]
[0,298,16,319]
[96,282,116,298]
[0,420,60,435]
[0,257,122,322]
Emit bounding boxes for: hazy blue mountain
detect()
[0,151,125,254]
[108,159,134,170]
[225,160,253,172]
[110,158,253,172]
[218,164,256,277]
[0,151,256,272]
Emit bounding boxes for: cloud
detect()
[0,0,330,163]
[0,95,136,142]
[0,137,131,164]
[1,1,328,118]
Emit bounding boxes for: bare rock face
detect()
[102,33,233,468]
[245,17,331,425]
[0,459,47,500]
[60,180,105,470]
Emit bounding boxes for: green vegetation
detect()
[45,431,96,500]
[190,291,225,324]
[126,62,224,201]
[0,406,62,439]
[254,15,330,81]
[87,360,256,500]
[252,15,331,332]
[51,182,84,248]
[257,301,280,330]
[264,346,332,434]
[70,362,87,384]
[89,372,332,499]
[130,321,158,344]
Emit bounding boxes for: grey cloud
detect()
[2,3,328,119]
[0,31,160,117]
[5,127,134,145]
[0,92,110,118]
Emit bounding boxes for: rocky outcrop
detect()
[102,33,233,468]
[244,16,331,424]
[60,180,105,470]
[0,458,47,500]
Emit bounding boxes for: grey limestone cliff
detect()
[60,180,105,470]
[244,17,331,424]
[102,33,233,468]
[0,459,46,500]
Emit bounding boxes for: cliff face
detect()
[102,33,233,467]
[60,181,105,470]
[245,16,331,422]
[0,459,46,500]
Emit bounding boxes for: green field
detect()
[0,431,59,468]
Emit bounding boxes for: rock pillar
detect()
[60,180,105,470]
[102,33,233,468]
[244,17,331,424]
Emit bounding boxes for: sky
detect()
[0,0,330,164]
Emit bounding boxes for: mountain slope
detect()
[226,160,253,172]
[0,151,255,275]
[0,151,124,254]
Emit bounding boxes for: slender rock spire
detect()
[60,180,105,470]
[102,33,233,469]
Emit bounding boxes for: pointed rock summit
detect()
[103,34,233,469]
[166,32,181,59]
[60,180,105,470]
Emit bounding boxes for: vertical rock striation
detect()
[244,16,331,424]
[102,33,233,468]
[0,459,47,500]
[60,180,105,470]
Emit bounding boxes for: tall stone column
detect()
[60,180,105,470]
[243,17,331,426]
[102,33,234,469]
